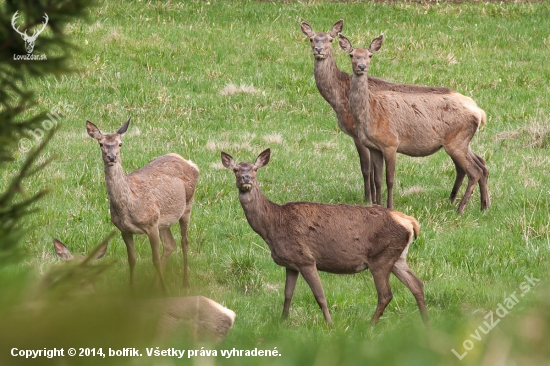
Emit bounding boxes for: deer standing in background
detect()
[222,148,429,326]
[11,11,49,54]
[87,118,199,293]
[301,19,454,205]
[340,33,489,214]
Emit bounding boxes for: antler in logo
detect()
[11,11,49,54]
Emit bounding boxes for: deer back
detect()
[365,91,484,155]
[265,203,413,274]
[123,154,198,228]
[154,296,236,342]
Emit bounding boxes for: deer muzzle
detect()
[240,176,252,191]
[107,154,116,165]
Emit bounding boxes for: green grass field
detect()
[1,1,550,365]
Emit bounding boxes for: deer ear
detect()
[221,151,236,169]
[86,121,102,140]
[254,148,271,169]
[368,34,384,53]
[329,19,343,38]
[301,21,315,38]
[54,239,73,261]
[338,34,353,54]
[117,117,131,135]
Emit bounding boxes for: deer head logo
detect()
[11,11,49,54]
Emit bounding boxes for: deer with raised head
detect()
[53,239,236,342]
[11,11,49,54]
[86,118,199,293]
[301,19,454,205]
[221,148,429,326]
[339,33,489,214]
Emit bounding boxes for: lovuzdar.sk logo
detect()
[12,11,48,61]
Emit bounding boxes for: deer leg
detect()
[370,265,394,325]
[447,148,483,214]
[179,211,191,289]
[121,232,136,290]
[300,265,332,325]
[370,161,377,205]
[158,228,176,275]
[392,257,430,327]
[450,157,466,204]
[353,138,373,204]
[147,228,169,295]
[370,149,384,205]
[381,147,398,209]
[472,152,490,211]
[282,268,299,319]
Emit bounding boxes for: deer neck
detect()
[103,161,134,213]
[350,73,372,124]
[238,185,277,241]
[313,52,349,109]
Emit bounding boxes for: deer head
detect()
[221,149,270,193]
[45,237,111,297]
[86,118,131,167]
[338,33,384,75]
[11,11,49,54]
[301,19,343,60]
[54,239,108,262]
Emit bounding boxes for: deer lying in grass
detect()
[221,148,429,326]
[301,19,454,205]
[54,238,108,262]
[44,237,113,297]
[86,118,199,292]
[53,239,236,342]
[339,33,490,214]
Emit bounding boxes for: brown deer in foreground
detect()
[301,19,454,205]
[221,148,429,326]
[86,118,199,292]
[53,239,236,342]
[339,33,490,214]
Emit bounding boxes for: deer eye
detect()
[119,143,122,147]
[99,143,103,147]
[329,39,333,42]
[233,168,238,173]
[309,38,313,42]
[369,54,373,58]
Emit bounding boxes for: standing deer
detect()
[221,148,429,326]
[53,239,236,342]
[339,33,489,214]
[11,11,49,54]
[86,118,199,293]
[301,19,454,205]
